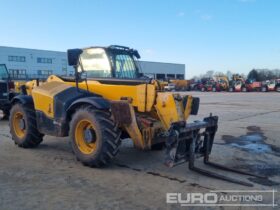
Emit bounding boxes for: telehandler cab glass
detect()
[78,47,139,79]
[79,48,111,77]
[115,54,137,78]
[0,64,9,80]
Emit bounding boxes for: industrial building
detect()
[0,46,185,80]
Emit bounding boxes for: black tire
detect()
[70,106,121,167]
[212,87,216,92]
[241,87,247,92]
[276,86,280,92]
[3,109,10,120]
[261,86,267,92]
[9,103,43,148]
[229,87,234,92]
[151,142,165,150]
[201,87,205,92]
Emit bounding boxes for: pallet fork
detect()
[165,114,265,186]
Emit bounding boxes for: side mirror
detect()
[67,48,83,66]
[133,50,141,59]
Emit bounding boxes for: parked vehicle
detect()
[214,76,229,91]
[229,80,244,92]
[8,45,261,186]
[261,79,280,92]
[200,80,221,92]
[164,82,176,91]
[190,81,204,91]
[242,80,262,92]
[0,64,16,118]
[170,79,190,91]
[228,74,245,92]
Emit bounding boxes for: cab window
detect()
[79,48,112,77]
[115,54,137,79]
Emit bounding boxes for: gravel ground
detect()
[0,92,279,210]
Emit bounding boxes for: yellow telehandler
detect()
[9,45,262,186]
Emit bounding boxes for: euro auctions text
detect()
[166,190,278,207]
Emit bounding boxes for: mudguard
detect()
[67,96,110,112]
[11,95,34,106]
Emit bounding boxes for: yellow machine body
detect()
[26,75,195,149]
[32,81,72,118]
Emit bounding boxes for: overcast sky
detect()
[0,0,279,78]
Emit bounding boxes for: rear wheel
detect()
[261,86,267,92]
[151,142,165,150]
[3,109,10,119]
[70,106,121,167]
[9,103,43,147]
[241,87,247,92]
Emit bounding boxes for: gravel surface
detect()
[0,92,279,209]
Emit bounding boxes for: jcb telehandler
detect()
[9,45,262,186]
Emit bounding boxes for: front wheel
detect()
[70,106,121,167]
[9,103,43,148]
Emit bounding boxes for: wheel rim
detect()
[75,119,97,155]
[13,112,26,138]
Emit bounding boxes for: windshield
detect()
[79,48,111,77]
[114,54,137,78]
[79,48,138,79]
[0,64,8,80]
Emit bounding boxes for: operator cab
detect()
[69,45,143,79]
[80,45,140,79]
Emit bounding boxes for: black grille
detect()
[0,82,8,100]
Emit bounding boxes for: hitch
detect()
[165,114,266,187]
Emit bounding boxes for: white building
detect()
[0,46,185,80]
[137,61,185,80]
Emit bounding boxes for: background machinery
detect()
[0,64,16,119]
[242,79,262,92]
[9,45,262,186]
[228,74,245,92]
[169,79,191,91]
[214,76,229,91]
[200,79,220,92]
[261,79,280,92]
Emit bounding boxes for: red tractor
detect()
[261,79,280,92]
[241,80,262,92]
